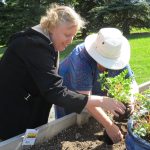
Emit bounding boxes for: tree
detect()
[0,0,149,44]
[74,0,102,38]
[88,1,150,35]
[0,0,80,44]
[0,0,46,44]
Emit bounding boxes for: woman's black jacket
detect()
[0,28,88,140]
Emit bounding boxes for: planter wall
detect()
[0,113,77,150]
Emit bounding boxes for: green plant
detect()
[98,69,150,143]
[98,69,133,104]
[132,88,150,142]
[98,69,134,144]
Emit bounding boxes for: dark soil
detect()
[27,117,127,150]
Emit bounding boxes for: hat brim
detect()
[84,34,130,70]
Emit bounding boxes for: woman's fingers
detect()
[116,106,125,114]
[110,109,124,117]
[111,110,119,117]
[117,101,126,110]
[111,101,126,115]
[103,97,126,113]
[108,101,126,116]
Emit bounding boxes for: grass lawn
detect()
[0,32,150,84]
[129,33,150,84]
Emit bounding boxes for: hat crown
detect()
[96,28,123,59]
[84,27,130,70]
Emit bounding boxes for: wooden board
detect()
[0,113,76,150]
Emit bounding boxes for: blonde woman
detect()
[0,4,125,142]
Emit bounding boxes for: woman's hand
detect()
[102,96,126,117]
[86,95,126,117]
[106,123,123,144]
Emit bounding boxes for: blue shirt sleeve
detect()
[123,65,134,79]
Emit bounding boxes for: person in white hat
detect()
[55,27,139,144]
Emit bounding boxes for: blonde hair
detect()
[40,3,86,32]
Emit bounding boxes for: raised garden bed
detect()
[27,117,126,150]
[0,81,149,150]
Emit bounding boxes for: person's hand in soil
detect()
[86,104,124,144]
[105,123,123,144]
[86,95,126,117]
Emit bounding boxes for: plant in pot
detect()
[98,69,134,144]
[125,88,150,150]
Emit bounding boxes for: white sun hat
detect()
[84,28,130,70]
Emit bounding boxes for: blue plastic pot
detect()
[125,118,150,150]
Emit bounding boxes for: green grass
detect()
[0,33,150,84]
[128,33,150,84]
